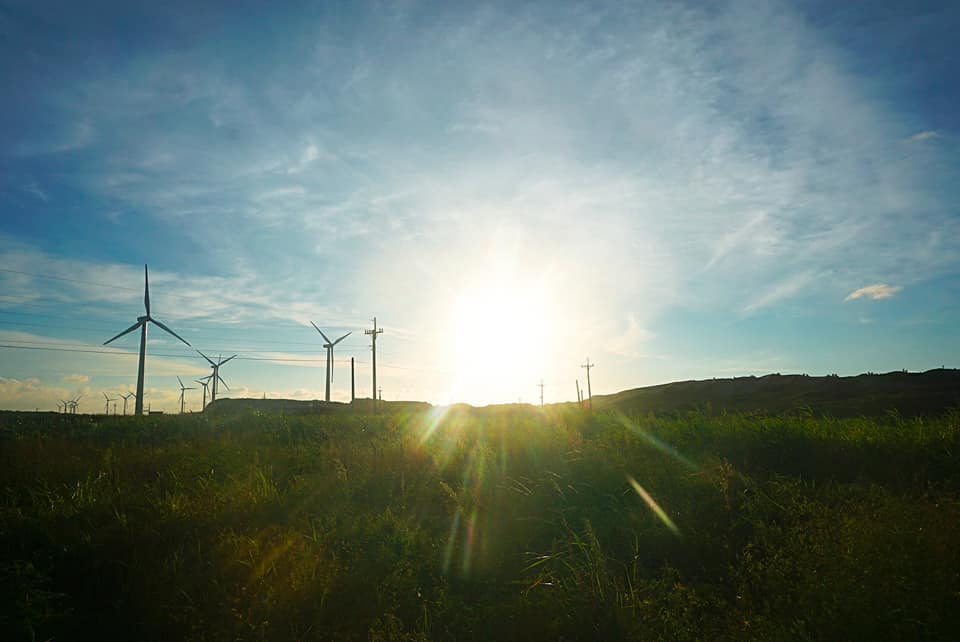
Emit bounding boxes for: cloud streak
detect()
[845,283,903,301]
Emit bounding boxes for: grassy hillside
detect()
[1,406,958,640]
[593,369,960,417]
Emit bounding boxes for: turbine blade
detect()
[311,321,331,343]
[103,319,144,345]
[144,264,150,316]
[197,350,216,366]
[103,392,109,400]
[151,317,191,346]
[333,331,351,345]
[220,354,238,366]
[218,375,229,390]
[177,376,184,388]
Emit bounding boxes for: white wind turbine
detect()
[195,374,212,411]
[103,392,117,415]
[120,392,135,416]
[103,265,191,415]
[197,351,236,404]
[177,376,196,414]
[310,322,351,402]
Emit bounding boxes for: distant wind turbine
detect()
[120,392,135,416]
[103,392,117,415]
[310,322,351,402]
[195,374,212,411]
[177,376,196,414]
[58,399,67,413]
[197,351,236,404]
[70,395,82,414]
[103,265,191,416]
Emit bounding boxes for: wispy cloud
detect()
[604,315,656,358]
[63,374,90,383]
[845,283,902,301]
[907,130,940,143]
[743,271,819,314]
[23,182,49,201]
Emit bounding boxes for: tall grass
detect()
[1,407,958,640]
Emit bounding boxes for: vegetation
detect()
[1,405,958,640]
[593,368,960,417]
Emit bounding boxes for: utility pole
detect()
[378,386,383,402]
[576,380,582,407]
[538,380,544,407]
[365,317,383,411]
[581,358,594,409]
[351,357,356,402]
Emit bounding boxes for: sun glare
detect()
[442,280,554,405]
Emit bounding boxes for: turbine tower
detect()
[310,322,351,402]
[58,400,67,413]
[103,265,191,415]
[195,375,212,411]
[177,376,196,414]
[70,395,82,414]
[197,351,235,404]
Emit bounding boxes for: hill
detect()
[200,369,960,418]
[592,368,960,417]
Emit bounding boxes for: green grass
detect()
[1,406,958,640]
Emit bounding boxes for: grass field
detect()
[2,405,959,640]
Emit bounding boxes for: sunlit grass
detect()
[1,407,958,640]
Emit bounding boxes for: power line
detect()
[0,342,446,371]
[0,267,143,293]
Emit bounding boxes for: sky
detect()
[1,0,958,412]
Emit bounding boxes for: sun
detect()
[441,279,554,405]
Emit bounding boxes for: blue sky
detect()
[1,0,958,411]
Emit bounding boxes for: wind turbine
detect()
[120,392,135,415]
[103,265,191,415]
[103,392,117,415]
[195,374,212,411]
[177,376,196,414]
[58,400,67,413]
[70,395,82,414]
[310,322,351,402]
[197,351,236,404]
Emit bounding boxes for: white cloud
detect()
[907,130,940,143]
[23,182,49,201]
[743,271,819,314]
[845,283,902,301]
[604,315,656,358]
[63,374,90,383]
[254,186,305,201]
[301,144,321,163]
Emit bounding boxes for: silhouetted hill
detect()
[591,369,960,417]
[202,370,960,418]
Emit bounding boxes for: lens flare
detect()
[617,413,698,471]
[627,475,680,536]
[443,509,462,575]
